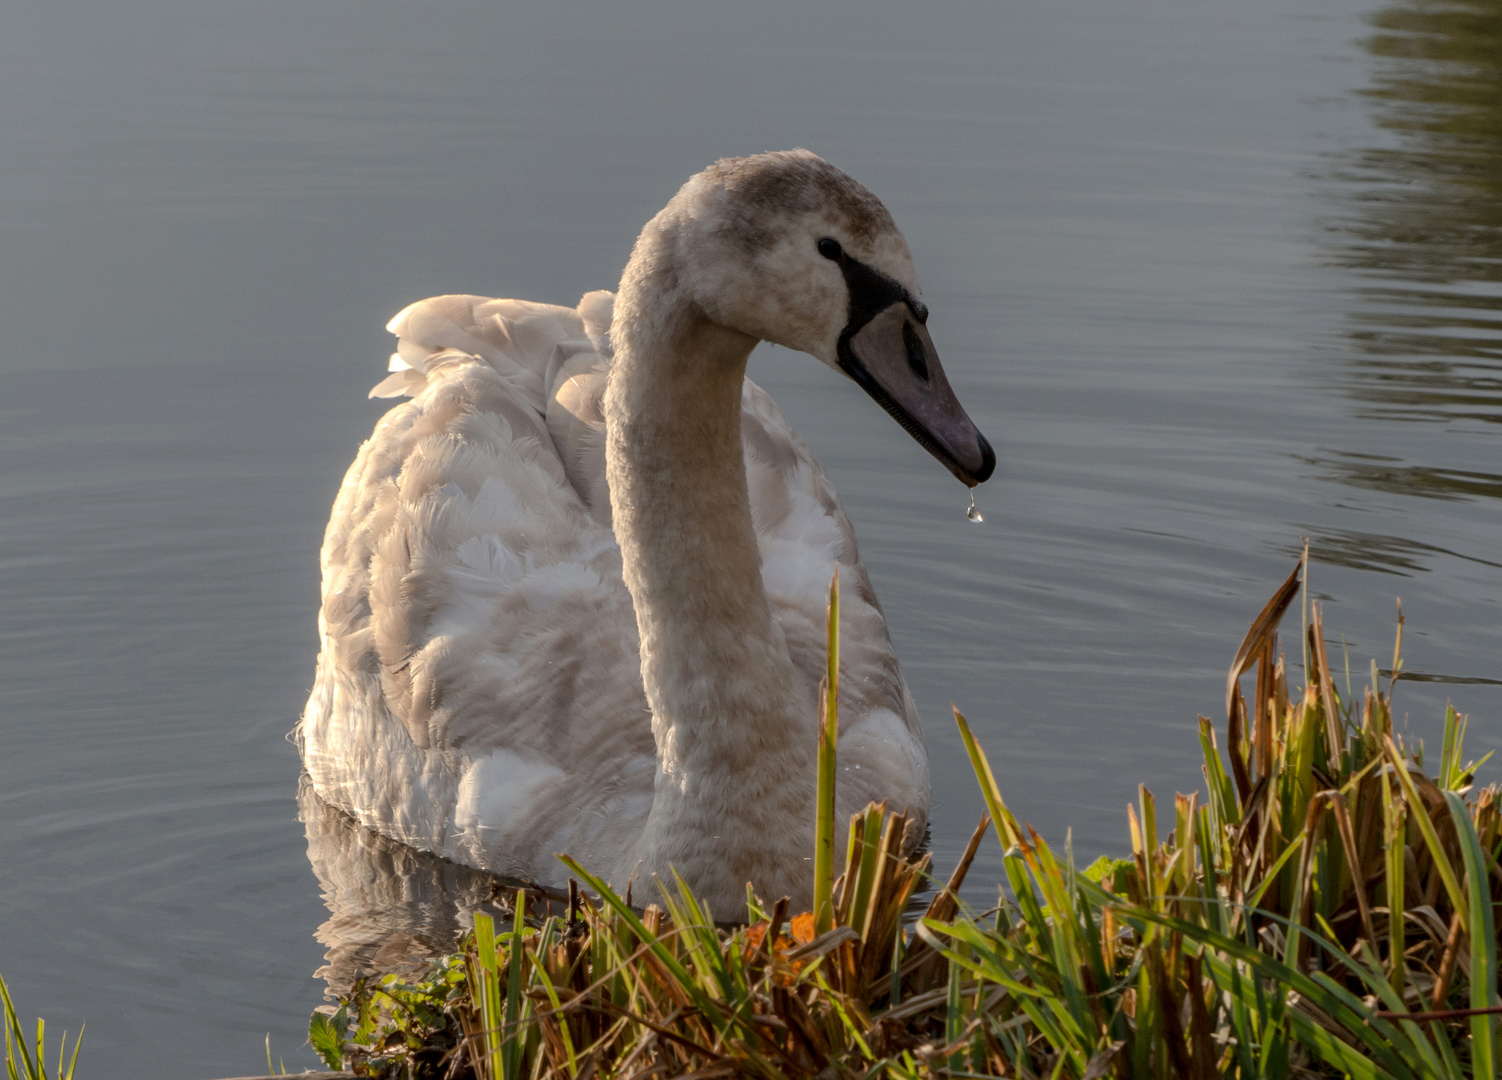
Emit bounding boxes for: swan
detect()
[299,150,994,914]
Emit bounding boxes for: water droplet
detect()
[966,491,984,524]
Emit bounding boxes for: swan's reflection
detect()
[298,780,563,996]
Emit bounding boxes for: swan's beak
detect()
[837,302,995,487]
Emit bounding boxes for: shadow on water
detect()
[1321,0,1502,432]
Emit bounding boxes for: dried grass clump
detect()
[316,556,1502,1080]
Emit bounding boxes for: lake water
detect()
[1,1,1498,1075]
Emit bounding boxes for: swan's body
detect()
[300,151,993,912]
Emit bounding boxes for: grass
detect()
[1,972,81,1080]
[314,552,1502,1080]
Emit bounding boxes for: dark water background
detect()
[1,1,1498,1076]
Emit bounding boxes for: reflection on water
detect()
[299,781,538,996]
[1295,526,1502,576]
[1299,448,1502,501]
[1383,669,1502,686]
[1325,0,1502,430]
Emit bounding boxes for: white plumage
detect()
[301,151,992,913]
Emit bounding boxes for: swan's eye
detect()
[902,321,929,382]
[816,237,842,260]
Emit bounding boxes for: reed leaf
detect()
[1445,790,1498,1075]
[1,973,81,1080]
[814,570,840,936]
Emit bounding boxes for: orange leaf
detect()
[789,912,816,944]
[741,921,769,959]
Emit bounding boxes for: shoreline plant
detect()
[313,553,1502,1080]
[1,971,81,1080]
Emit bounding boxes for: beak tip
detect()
[967,433,996,487]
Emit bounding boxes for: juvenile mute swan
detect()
[300,150,994,913]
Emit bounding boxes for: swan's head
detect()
[667,149,995,487]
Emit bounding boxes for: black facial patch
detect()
[817,238,929,341]
[819,239,908,335]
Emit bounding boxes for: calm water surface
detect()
[1,1,1498,1075]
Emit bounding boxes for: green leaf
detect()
[308,1007,347,1071]
[1081,856,1132,896]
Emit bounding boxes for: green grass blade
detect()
[664,868,734,997]
[1381,769,1407,997]
[945,949,965,1070]
[557,856,716,1017]
[1199,716,1239,828]
[1127,907,1423,1080]
[1440,707,1460,790]
[1244,832,1306,912]
[814,571,840,935]
[954,708,1014,849]
[471,911,503,1080]
[529,962,578,1075]
[504,895,526,1080]
[1,975,38,1080]
[1446,790,1497,1077]
[890,925,904,1008]
[845,805,884,937]
[1385,738,1468,924]
[62,1023,81,1080]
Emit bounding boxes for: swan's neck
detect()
[605,239,815,907]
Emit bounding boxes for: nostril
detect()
[902,322,929,381]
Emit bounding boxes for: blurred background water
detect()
[0,0,1498,1075]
